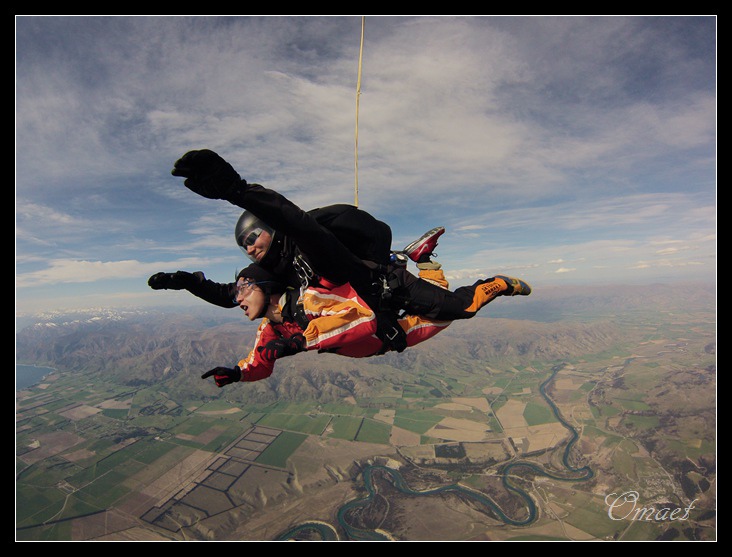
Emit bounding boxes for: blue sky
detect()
[15,16,716,315]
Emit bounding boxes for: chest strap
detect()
[281,290,311,331]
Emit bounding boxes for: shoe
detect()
[494,275,532,296]
[402,227,445,263]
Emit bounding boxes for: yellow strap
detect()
[354,16,365,207]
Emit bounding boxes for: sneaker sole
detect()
[403,227,445,256]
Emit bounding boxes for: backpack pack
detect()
[307,204,392,266]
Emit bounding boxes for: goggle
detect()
[235,279,259,296]
[241,227,264,248]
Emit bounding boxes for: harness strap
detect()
[282,289,311,331]
[289,257,409,353]
[292,253,318,327]
[293,253,316,288]
[374,310,407,353]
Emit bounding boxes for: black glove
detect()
[201,366,242,388]
[171,149,243,200]
[257,334,306,361]
[148,271,202,291]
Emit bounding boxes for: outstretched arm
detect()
[171,149,372,289]
[201,322,279,388]
[148,270,237,308]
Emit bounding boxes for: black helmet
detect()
[235,211,276,262]
[235,210,289,272]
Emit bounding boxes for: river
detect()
[276,363,593,540]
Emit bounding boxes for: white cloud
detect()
[16,257,237,288]
[15,16,717,313]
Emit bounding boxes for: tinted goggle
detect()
[241,227,264,247]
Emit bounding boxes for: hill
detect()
[16,282,714,405]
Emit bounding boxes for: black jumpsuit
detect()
[224,182,499,322]
[175,150,501,328]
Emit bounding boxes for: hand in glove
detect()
[201,366,242,388]
[148,271,203,291]
[257,334,306,361]
[171,149,243,200]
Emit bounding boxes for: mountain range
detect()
[16,282,715,405]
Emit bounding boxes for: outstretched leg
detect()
[396,271,530,321]
[394,227,531,321]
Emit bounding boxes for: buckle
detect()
[293,254,314,287]
[385,326,400,341]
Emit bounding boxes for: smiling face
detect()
[244,229,273,263]
[235,277,267,321]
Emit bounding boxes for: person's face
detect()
[235,278,267,321]
[244,229,273,263]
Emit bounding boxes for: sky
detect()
[15,16,717,315]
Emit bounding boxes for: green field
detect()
[257,412,330,434]
[256,431,307,467]
[355,418,391,444]
[523,401,556,425]
[328,416,363,440]
[15,303,716,541]
[393,408,443,434]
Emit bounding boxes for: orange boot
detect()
[463,278,507,313]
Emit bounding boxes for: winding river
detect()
[276,363,593,540]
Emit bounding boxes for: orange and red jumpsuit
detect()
[236,270,452,382]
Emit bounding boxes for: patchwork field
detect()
[16,307,716,541]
